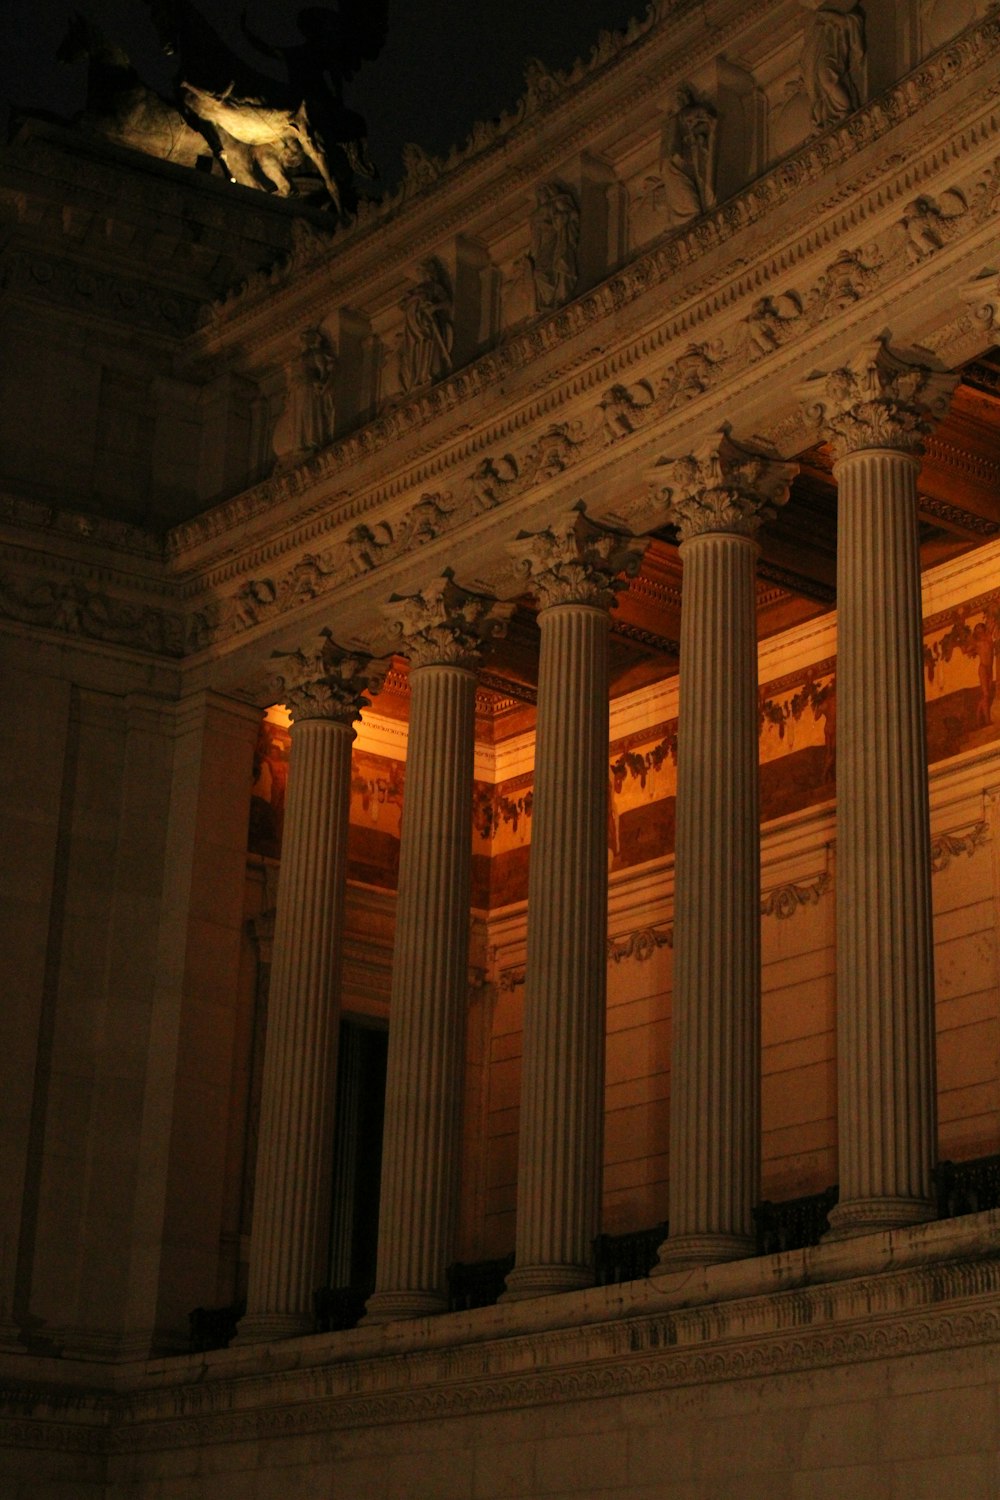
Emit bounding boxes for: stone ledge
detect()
[2,1210,999,1456]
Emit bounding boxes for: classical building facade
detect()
[3,0,1000,1494]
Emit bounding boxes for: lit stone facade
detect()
[3,2,1000,1495]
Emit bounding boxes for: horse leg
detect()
[293,108,342,214]
[215,128,260,189]
[253,146,294,196]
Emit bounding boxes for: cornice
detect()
[3,1217,1000,1456]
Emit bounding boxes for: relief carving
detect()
[273,327,337,466]
[802,5,867,128]
[530,183,580,312]
[900,190,969,264]
[398,259,453,394]
[598,381,655,440]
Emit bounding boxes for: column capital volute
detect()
[649,428,797,544]
[798,335,957,462]
[507,501,647,610]
[269,633,386,725]
[383,571,514,670]
[960,268,1000,337]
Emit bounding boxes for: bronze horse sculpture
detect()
[143,0,387,213]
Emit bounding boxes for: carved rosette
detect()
[799,337,957,461]
[270,635,384,724]
[508,503,646,610]
[651,429,797,542]
[384,574,514,669]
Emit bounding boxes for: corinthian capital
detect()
[650,429,796,543]
[508,502,647,610]
[270,634,386,724]
[799,336,957,461]
[384,573,514,669]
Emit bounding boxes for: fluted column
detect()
[654,432,796,1270]
[366,577,511,1322]
[801,338,956,1236]
[504,507,645,1300]
[238,640,382,1343]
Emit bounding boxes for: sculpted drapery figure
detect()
[289,327,337,454]
[659,87,717,225]
[802,6,867,128]
[398,259,454,394]
[530,182,580,311]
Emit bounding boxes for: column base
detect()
[232,1310,314,1345]
[655,1231,756,1273]
[362,1289,448,1324]
[824,1195,935,1241]
[501,1263,594,1302]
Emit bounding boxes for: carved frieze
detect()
[0,570,184,656]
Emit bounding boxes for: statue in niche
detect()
[274,327,337,464]
[530,183,580,312]
[802,6,867,128]
[657,87,718,226]
[398,259,454,394]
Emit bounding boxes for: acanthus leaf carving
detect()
[799,336,958,460]
[384,573,514,670]
[270,634,386,724]
[651,429,797,542]
[508,502,646,610]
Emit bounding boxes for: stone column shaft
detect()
[366,663,477,1319]
[831,447,937,1227]
[649,431,795,1271]
[665,531,760,1261]
[504,506,643,1301]
[800,338,955,1236]
[241,716,354,1339]
[366,575,510,1322]
[239,643,378,1344]
[507,603,611,1296]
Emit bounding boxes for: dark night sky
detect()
[0,0,646,187]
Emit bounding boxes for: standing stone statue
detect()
[530,182,580,312]
[656,87,718,227]
[802,6,867,128]
[398,259,454,394]
[274,326,337,464]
